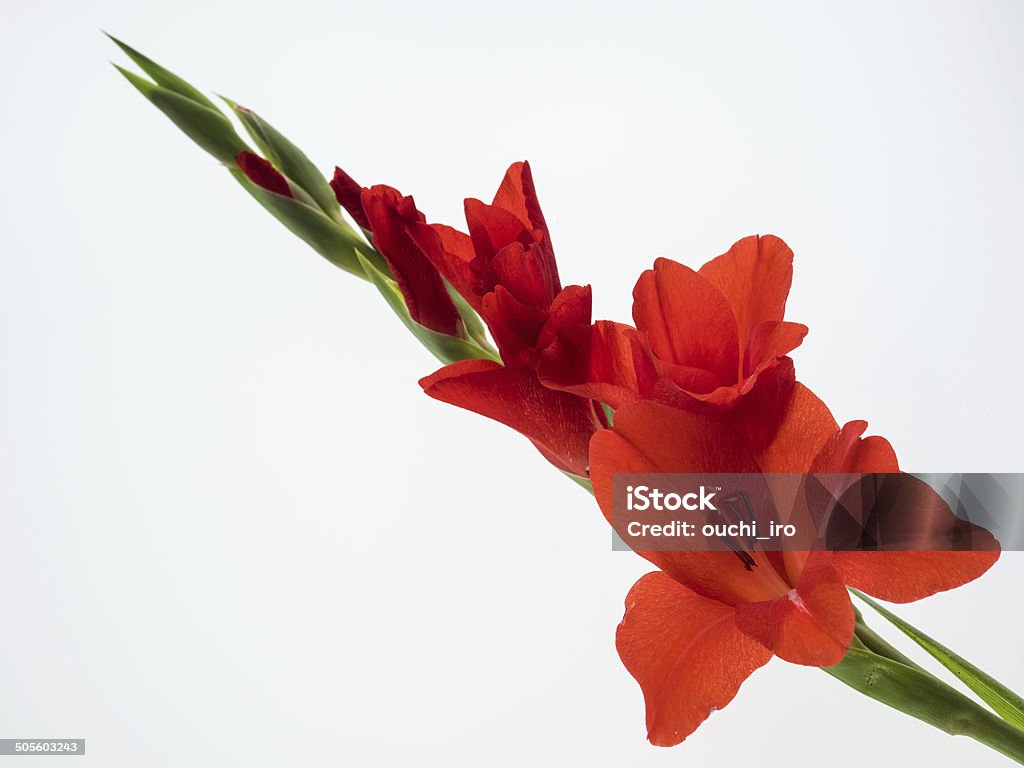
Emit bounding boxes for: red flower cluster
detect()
[238,154,999,746]
[329,159,605,477]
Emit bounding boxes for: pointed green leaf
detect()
[114,66,249,164]
[854,590,1024,731]
[221,99,341,222]
[356,252,499,365]
[106,34,218,111]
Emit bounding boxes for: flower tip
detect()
[330,167,371,230]
[214,93,244,111]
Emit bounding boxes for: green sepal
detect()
[106,34,218,111]
[600,403,615,426]
[230,167,381,278]
[113,65,249,164]
[356,252,499,366]
[562,473,593,494]
[220,98,341,222]
[444,280,495,353]
[854,590,1024,731]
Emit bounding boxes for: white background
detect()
[1,1,1022,766]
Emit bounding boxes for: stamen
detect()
[718,491,758,570]
[723,538,757,571]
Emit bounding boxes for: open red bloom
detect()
[589,387,999,746]
[539,235,807,415]
[412,161,563,365]
[416,162,602,476]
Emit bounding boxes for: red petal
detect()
[616,572,771,746]
[833,551,1000,603]
[590,401,761,479]
[361,186,462,336]
[538,320,659,409]
[649,357,800,455]
[419,360,598,476]
[826,470,999,600]
[490,239,560,308]
[809,420,899,473]
[480,286,549,365]
[734,554,854,666]
[329,166,371,230]
[746,321,808,377]
[465,196,560,308]
[537,284,592,349]
[697,235,795,353]
[808,423,999,601]
[755,382,839,473]
[720,356,799,452]
[409,222,482,311]
[236,151,292,198]
[640,366,813,478]
[632,258,739,385]
[464,197,533,263]
[654,364,730,399]
[798,419,898,525]
[491,160,549,237]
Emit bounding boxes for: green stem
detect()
[825,646,1024,764]
[854,589,1024,731]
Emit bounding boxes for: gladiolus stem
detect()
[826,644,1024,764]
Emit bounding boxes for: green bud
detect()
[106,33,219,111]
[231,167,380,278]
[222,99,342,223]
[113,65,248,165]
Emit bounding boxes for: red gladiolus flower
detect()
[540,235,807,414]
[412,161,562,365]
[589,386,999,746]
[416,162,602,476]
[330,160,600,475]
[236,151,292,198]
